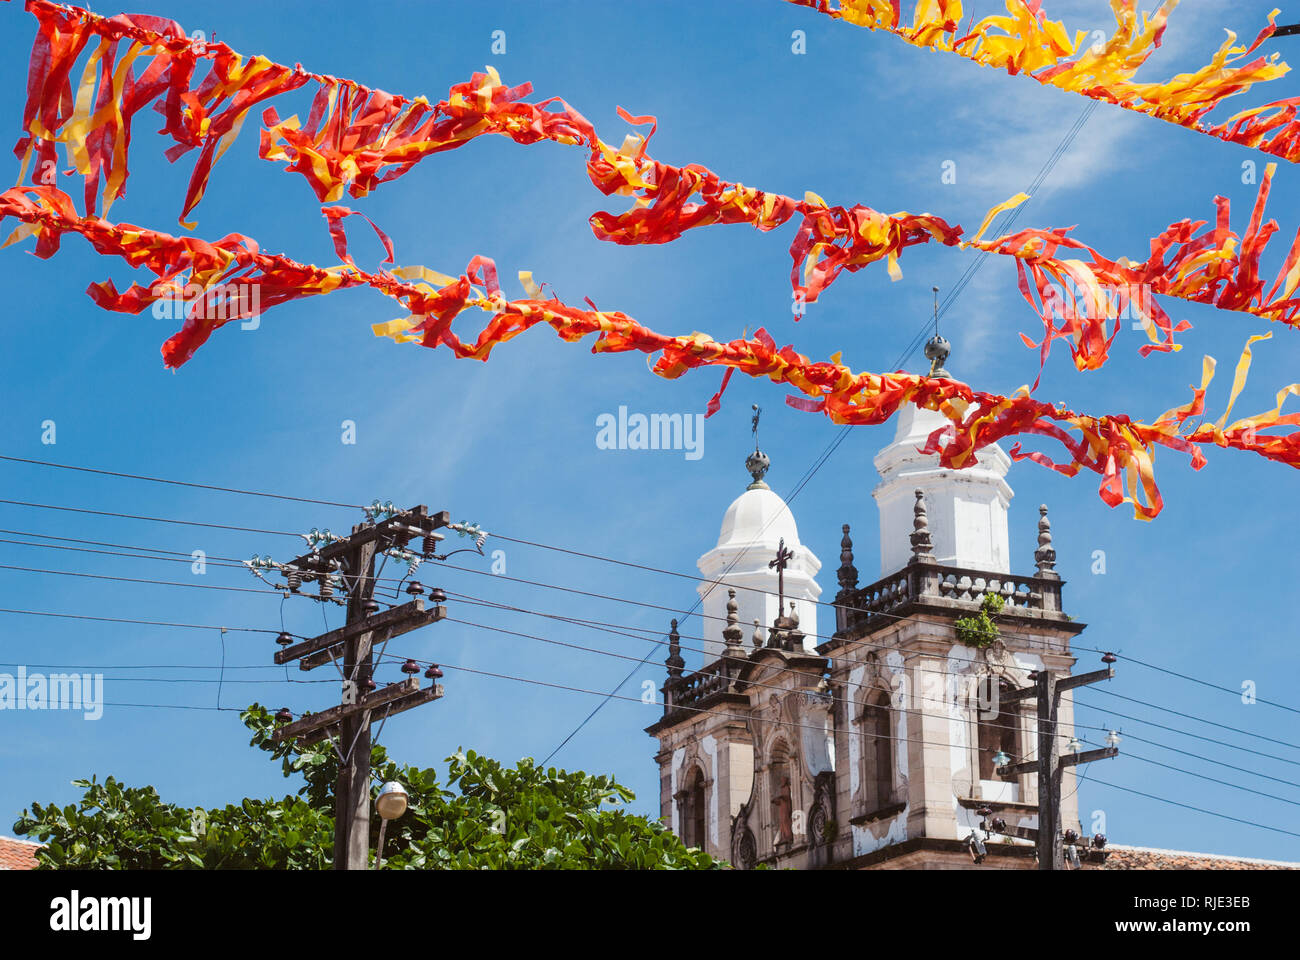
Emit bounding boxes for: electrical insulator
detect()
[319,576,334,600]
[424,663,443,680]
[405,581,425,597]
[286,569,302,592]
[401,659,420,675]
[423,533,437,557]
[429,587,447,603]
[363,598,380,616]
[276,632,293,647]
[362,677,377,693]
[274,707,292,724]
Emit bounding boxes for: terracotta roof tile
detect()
[0,836,41,870]
[1102,844,1297,870]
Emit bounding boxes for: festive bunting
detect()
[16,0,1300,383]
[1,182,1296,520]
[786,0,1300,163]
[15,1,310,225]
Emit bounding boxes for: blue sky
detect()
[0,0,1298,862]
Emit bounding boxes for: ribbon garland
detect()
[13,0,1300,386]
[1,182,1297,521]
[5,1,1300,521]
[786,0,1300,163]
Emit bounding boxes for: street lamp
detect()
[373,781,409,869]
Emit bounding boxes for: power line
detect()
[12,526,1298,722]
[2,661,301,670]
[446,613,1071,741]
[1076,732,1300,795]
[12,469,1286,717]
[1087,776,1300,841]
[468,534,1092,656]
[938,101,1098,318]
[9,533,1291,763]
[0,607,284,634]
[2,580,1287,796]
[452,588,1300,796]
[1074,693,1300,764]
[0,562,288,596]
[373,653,1300,846]
[0,454,364,509]
[0,498,300,537]
[444,599,1300,795]
[446,588,1079,697]
[1109,651,1300,716]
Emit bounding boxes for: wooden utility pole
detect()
[998,662,1118,870]
[272,505,450,870]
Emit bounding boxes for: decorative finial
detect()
[1035,504,1058,576]
[925,335,951,379]
[751,618,765,651]
[665,618,684,678]
[924,285,952,378]
[836,523,858,594]
[722,589,745,655]
[910,489,935,561]
[746,404,770,489]
[783,601,805,651]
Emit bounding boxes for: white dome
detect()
[697,479,822,662]
[715,486,800,551]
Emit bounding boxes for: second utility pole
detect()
[999,660,1118,869]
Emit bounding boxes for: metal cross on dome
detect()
[769,537,794,612]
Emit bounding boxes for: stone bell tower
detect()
[647,340,1100,869]
[646,429,831,868]
[822,336,1091,868]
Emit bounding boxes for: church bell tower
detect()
[647,341,1097,869]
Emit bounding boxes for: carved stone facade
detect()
[647,637,833,868]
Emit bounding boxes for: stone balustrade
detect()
[833,560,1065,636]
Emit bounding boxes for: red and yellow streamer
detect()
[787,0,1300,162]
[15,1,1300,385]
[1,182,1296,521]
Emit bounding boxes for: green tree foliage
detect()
[14,704,721,870]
